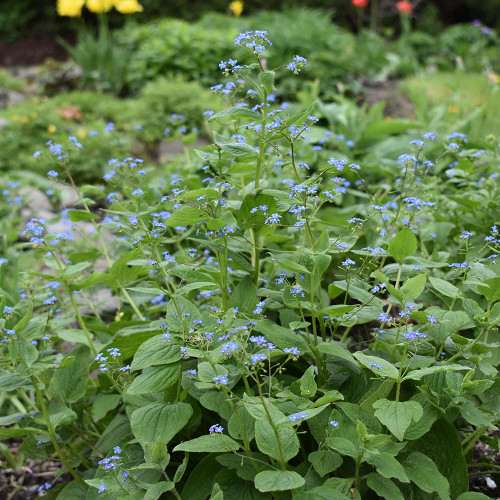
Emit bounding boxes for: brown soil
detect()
[0,36,72,67]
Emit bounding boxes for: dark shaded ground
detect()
[0,36,71,67]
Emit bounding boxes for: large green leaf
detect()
[127,363,181,395]
[402,451,450,500]
[364,451,409,482]
[34,402,77,430]
[373,399,423,441]
[254,470,304,492]
[366,473,404,500]
[413,418,468,499]
[131,402,192,447]
[48,345,92,403]
[173,434,240,453]
[255,419,300,462]
[181,454,220,500]
[164,206,211,227]
[131,335,181,371]
[308,450,342,477]
[353,352,399,379]
[400,273,426,299]
[254,320,311,355]
[209,106,262,122]
[91,394,122,421]
[388,228,417,263]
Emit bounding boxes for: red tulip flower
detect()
[351,0,368,8]
[396,0,413,15]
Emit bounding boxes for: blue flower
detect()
[289,412,307,422]
[213,374,229,387]
[209,424,224,434]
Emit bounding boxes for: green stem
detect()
[62,163,144,320]
[255,94,268,189]
[255,377,286,469]
[395,342,408,402]
[252,229,260,286]
[30,375,86,488]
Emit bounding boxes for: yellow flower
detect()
[448,105,459,114]
[86,0,114,13]
[57,0,85,17]
[20,116,29,123]
[489,72,499,85]
[47,125,57,133]
[113,0,143,14]
[229,0,244,17]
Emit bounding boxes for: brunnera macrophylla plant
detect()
[1,30,499,500]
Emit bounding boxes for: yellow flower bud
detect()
[113,0,143,14]
[86,0,114,13]
[47,125,57,134]
[57,0,85,17]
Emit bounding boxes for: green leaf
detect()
[228,275,258,314]
[317,342,358,368]
[210,483,224,500]
[56,328,92,347]
[366,473,405,500]
[299,365,317,397]
[373,399,423,441]
[255,419,299,462]
[254,470,305,492]
[459,400,497,427]
[308,450,342,477]
[0,373,32,391]
[18,341,37,367]
[70,272,115,291]
[34,402,76,430]
[175,282,219,296]
[91,394,122,421]
[173,434,240,453]
[477,277,500,303]
[255,320,311,355]
[131,335,180,371]
[181,454,220,500]
[131,402,193,447]
[412,418,468,498]
[365,451,409,482]
[127,363,181,395]
[325,437,360,458]
[388,228,417,263]
[429,277,460,298]
[353,352,399,379]
[319,304,356,317]
[456,493,490,500]
[145,482,175,500]
[209,106,262,122]
[259,71,276,94]
[14,300,33,332]
[67,209,99,222]
[48,345,92,403]
[164,206,211,227]
[402,451,450,500]
[0,427,48,438]
[237,194,277,230]
[400,273,426,299]
[403,364,469,381]
[278,259,311,275]
[200,391,233,421]
[214,132,258,156]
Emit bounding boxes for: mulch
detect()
[0,36,72,67]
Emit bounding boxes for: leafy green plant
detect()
[0,29,499,500]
